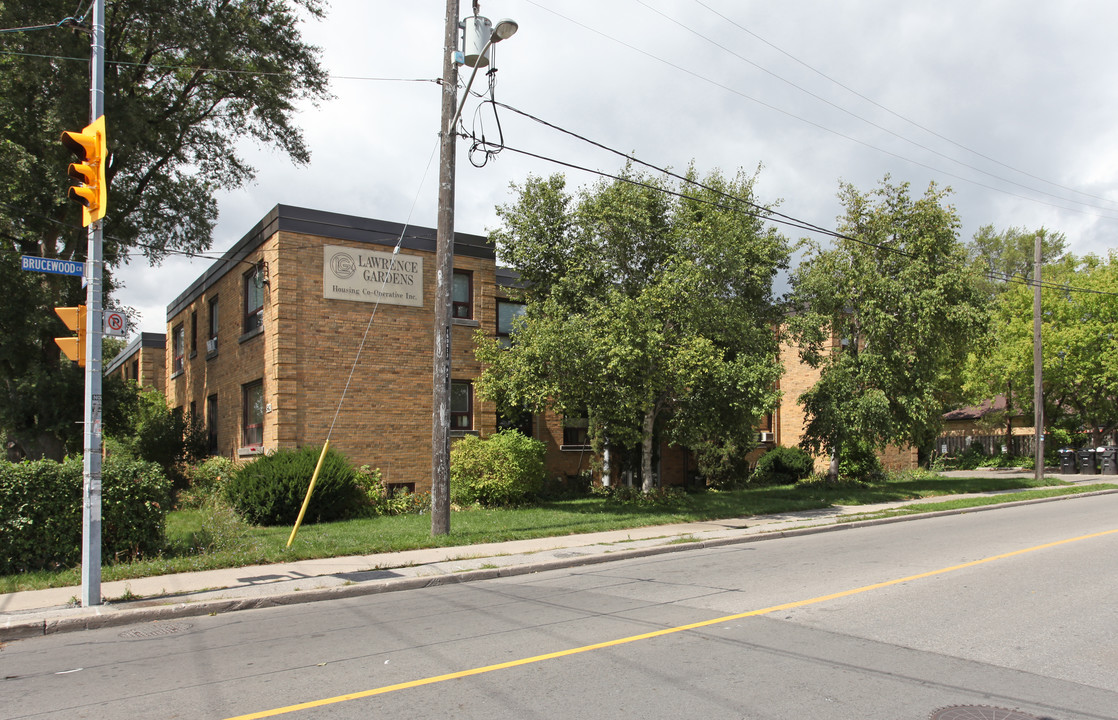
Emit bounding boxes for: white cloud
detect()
[115,0,1118,333]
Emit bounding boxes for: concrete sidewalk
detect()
[3,470,1114,641]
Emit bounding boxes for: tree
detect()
[787,178,987,478]
[476,166,789,490]
[963,225,1067,446]
[0,0,329,458]
[966,252,1118,446]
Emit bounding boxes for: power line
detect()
[633,0,1118,215]
[690,0,1118,209]
[0,49,438,84]
[521,0,1118,222]
[466,107,1118,298]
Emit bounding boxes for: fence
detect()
[936,434,1038,457]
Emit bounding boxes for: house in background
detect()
[105,332,166,394]
[938,396,1035,457]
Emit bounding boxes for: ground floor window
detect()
[451,380,472,430]
[207,394,219,455]
[242,380,264,447]
[497,407,533,437]
[562,416,590,448]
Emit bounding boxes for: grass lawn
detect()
[3,473,1113,594]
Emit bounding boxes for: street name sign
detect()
[21,256,84,277]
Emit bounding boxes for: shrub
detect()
[177,455,238,509]
[224,445,363,526]
[101,455,174,562]
[752,446,815,485]
[692,438,752,489]
[110,387,207,488]
[0,455,171,573]
[838,440,884,481]
[352,465,431,516]
[450,430,545,507]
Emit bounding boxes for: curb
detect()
[4,487,1116,642]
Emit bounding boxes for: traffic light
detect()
[55,306,86,367]
[60,115,107,226]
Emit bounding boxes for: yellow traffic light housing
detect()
[55,305,87,367]
[61,115,107,226]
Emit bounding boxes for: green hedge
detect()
[224,445,363,526]
[753,445,816,485]
[450,430,546,507]
[0,455,171,574]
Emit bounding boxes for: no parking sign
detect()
[104,310,128,337]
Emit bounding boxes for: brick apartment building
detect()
[154,205,713,491]
[105,332,166,394]
[117,204,914,490]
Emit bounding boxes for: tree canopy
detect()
[787,178,987,477]
[0,0,329,457]
[476,167,790,490]
[965,252,1118,445]
[960,225,1067,442]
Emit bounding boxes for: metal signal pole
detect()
[1033,231,1043,483]
[81,0,106,606]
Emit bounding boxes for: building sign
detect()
[323,245,423,307]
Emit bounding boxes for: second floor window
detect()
[172,323,184,374]
[244,269,264,333]
[208,297,219,352]
[452,270,472,319]
[497,300,526,347]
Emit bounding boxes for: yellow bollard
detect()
[287,439,331,548]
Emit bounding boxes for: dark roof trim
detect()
[104,332,166,375]
[166,205,494,319]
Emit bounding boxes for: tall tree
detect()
[963,225,1067,445]
[966,252,1118,446]
[787,178,987,478]
[476,167,789,490]
[0,0,329,457]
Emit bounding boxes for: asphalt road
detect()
[3,493,1116,720]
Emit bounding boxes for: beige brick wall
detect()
[166,228,503,489]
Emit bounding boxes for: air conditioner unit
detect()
[206,338,217,353]
[759,431,775,443]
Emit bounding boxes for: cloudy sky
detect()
[116,0,1118,334]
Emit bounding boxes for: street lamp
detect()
[432,4,516,536]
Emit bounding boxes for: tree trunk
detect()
[641,407,656,492]
[827,444,840,481]
[602,444,612,487]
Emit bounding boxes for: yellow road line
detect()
[225,527,1118,720]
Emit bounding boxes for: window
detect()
[497,407,533,437]
[130,359,139,381]
[450,380,472,430]
[242,380,264,447]
[562,416,590,447]
[206,394,218,455]
[497,300,526,347]
[244,268,264,333]
[172,323,184,374]
[189,311,197,355]
[452,270,472,319]
[207,297,219,354]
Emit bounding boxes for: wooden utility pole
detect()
[431,0,460,536]
[1033,230,1043,482]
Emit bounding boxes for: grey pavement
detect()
[3,469,1115,641]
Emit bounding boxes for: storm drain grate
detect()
[118,622,192,640]
[930,706,1045,720]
